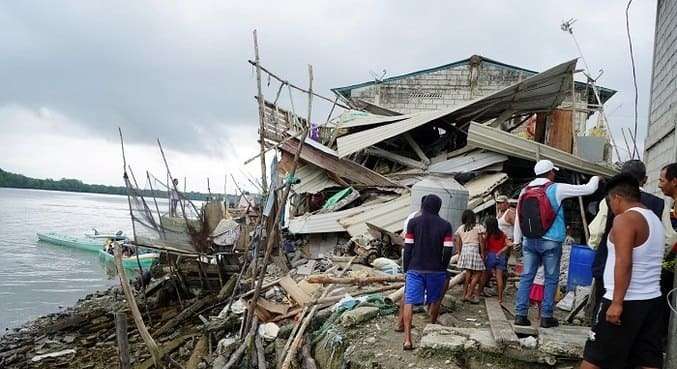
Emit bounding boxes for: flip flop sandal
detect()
[403,342,413,351]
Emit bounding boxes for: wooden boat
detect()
[84,229,127,241]
[98,250,159,270]
[37,232,106,252]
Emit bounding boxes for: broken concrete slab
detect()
[538,325,590,359]
[420,324,558,365]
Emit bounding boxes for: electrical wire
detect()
[625,0,640,159]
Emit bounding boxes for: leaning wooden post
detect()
[113,242,161,367]
[243,64,314,334]
[253,29,268,195]
[115,310,131,369]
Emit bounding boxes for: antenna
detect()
[369,69,387,82]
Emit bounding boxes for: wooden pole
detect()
[247,60,350,110]
[304,284,403,307]
[255,334,266,369]
[243,64,314,334]
[253,29,268,195]
[113,243,161,367]
[115,311,131,369]
[305,275,404,285]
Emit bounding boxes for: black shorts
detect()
[583,297,664,368]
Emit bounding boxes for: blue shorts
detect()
[404,271,447,305]
[485,252,507,271]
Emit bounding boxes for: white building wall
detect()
[644,0,677,193]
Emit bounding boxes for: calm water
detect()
[0,188,140,333]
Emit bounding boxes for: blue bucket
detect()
[567,244,595,291]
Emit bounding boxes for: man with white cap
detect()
[513,159,601,328]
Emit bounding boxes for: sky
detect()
[0,1,658,193]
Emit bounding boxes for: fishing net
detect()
[124,170,211,254]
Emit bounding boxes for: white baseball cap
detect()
[534,159,559,175]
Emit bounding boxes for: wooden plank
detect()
[403,133,430,165]
[546,109,573,153]
[278,276,312,305]
[485,298,520,347]
[257,298,290,315]
[365,147,426,169]
[279,138,398,187]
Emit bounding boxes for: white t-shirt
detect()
[402,211,420,234]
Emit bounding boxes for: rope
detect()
[625,0,639,159]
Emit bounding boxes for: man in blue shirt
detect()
[513,160,600,328]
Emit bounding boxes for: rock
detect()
[519,336,537,349]
[441,294,457,312]
[62,335,76,344]
[538,325,590,359]
[365,337,376,344]
[340,307,379,327]
[258,322,280,341]
[216,337,238,357]
[212,355,226,369]
[313,330,348,369]
[419,326,468,352]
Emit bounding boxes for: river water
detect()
[0,188,144,333]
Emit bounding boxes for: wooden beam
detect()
[279,137,398,187]
[403,133,430,165]
[253,30,268,193]
[365,147,426,169]
[485,298,520,347]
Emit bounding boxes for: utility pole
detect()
[253,29,268,195]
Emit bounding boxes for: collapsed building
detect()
[263,56,618,260]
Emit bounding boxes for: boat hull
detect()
[98,250,159,270]
[37,232,104,252]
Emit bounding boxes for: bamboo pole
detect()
[305,275,404,285]
[304,283,403,307]
[243,64,314,334]
[253,29,268,194]
[247,60,349,110]
[113,243,161,367]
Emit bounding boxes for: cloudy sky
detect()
[0,1,658,193]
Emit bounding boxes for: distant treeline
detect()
[0,168,235,202]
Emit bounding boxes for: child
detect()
[455,209,486,304]
[530,265,545,321]
[483,217,509,303]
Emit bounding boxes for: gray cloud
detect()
[0,0,657,162]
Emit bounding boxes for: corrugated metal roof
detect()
[335,110,412,129]
[338,193,412,237]
[287,198,396,234]
[466,123,618,177]
[293,165,339,194]
[428,150,508,174]
[463,173,508,208]
[336,59,579,158]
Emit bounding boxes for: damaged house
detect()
[260,55,618,261]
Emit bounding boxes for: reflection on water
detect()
[0,188,146,333]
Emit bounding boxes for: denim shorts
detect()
[485,252,507,271]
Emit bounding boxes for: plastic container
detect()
[410,176,469,229]
[566,244,596,291]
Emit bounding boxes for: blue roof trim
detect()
[331,55,616,102]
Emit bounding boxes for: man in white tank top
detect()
[582,174,665,369]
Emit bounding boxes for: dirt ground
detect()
[341,280,580,369]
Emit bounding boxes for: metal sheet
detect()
[335,110,412,129]
[338,193,412,237]
[336,59,578,158]
[428,150,508,174]
[287,198,395,234]
[466,123,618,177]
[463,173,508,208]
[293,165,339,194]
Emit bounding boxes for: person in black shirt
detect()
[402,194,454,350]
